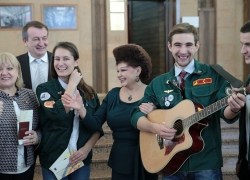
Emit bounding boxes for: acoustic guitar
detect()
[140,87,249,176]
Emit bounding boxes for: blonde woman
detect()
[0,52,40,180]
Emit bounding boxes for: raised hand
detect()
[68,69,83,88]
[61,90,84,112]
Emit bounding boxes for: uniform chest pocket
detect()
[157,93,180,109]
[192,84,215,97]
[192,84,215,106]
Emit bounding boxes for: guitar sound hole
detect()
[173,120,183,136]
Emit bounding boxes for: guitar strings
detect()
[172,121,184,132]
[171,97,230,133]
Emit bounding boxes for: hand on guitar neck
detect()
[225,87,247,119]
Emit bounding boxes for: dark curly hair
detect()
[113,44,152,82]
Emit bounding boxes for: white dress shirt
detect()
[28,52,49,92]
[174,59,195,84]
[58,78,80,151]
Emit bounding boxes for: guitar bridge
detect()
[156,134,164,149]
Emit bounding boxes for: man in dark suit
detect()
[16,21,52,179]
[17,21,52,91]
[236,20,250,180]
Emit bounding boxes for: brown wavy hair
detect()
[113,44,152,82]
[168,23,199,45]
[51,42,95,99]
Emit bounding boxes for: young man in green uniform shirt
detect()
[236,20,250,179]
[131,23,246,180]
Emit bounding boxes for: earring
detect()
[136,76,140,82]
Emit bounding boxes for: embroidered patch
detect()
[57,91,62,95]
[225,87,233,96]
[44,101,55,108]
[40,92,51,101]
[164,90,173,93]
[193,78,212,86]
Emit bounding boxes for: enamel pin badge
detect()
[40,92,51,101]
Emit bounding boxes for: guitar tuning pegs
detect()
[243,87,247,96]
[245,86,250,95]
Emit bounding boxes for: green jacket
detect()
[131,60,239,172]
[238,74,250,170]
[36,79,102,170]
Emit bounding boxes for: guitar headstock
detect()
[239,86,250,95]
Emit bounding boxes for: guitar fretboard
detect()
[183,96,229,128]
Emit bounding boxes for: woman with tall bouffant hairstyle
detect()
[36,42,103,180]
[0,52,41,180]
[62,44,158,180]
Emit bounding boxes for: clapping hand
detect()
[62,90,84,112]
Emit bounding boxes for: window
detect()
[110,0,125,31]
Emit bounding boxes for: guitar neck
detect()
[184,96,229,128]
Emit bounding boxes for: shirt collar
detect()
[58,77,68,90]
[28,52,48,64]
[175,59,195,77]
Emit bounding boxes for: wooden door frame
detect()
[198,8,216,64]
[165,0,177,72]
[91,0,108,93]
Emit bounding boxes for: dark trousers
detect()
[238,158,250,180]
[0,165,34,180]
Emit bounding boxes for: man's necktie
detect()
[33,59,45,92]
[179,71,187,92]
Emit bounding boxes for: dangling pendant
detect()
[128,95,132,101]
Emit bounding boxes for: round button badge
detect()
[168,95,174,102]
[165,101,170,107]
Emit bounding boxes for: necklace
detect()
[125,84,141,101]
